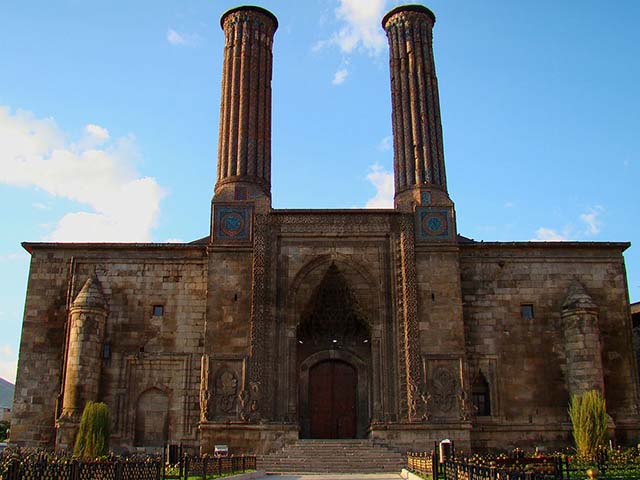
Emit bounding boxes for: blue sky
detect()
[1,0,639,383]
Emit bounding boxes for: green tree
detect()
[568,389,609,459]
[0,420,9,441]
[73,401,110,458]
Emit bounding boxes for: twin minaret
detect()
[213,4,450,212]
[214,6,278,209]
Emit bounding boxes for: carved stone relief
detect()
[238,381,261,423]
[214,369,239,415]
[423,356,465,421]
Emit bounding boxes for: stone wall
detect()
[12,244,207,450]
[460,242,640,450]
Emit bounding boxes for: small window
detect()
[102,343,111,360]
[520,304,534,319]
[472,373,491,416]
[152,305,164,317]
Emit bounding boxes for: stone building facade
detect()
[11,5,640,453]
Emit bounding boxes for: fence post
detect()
[72,459,80,480]
[7,459,19,480]
[183,455,188,480]
[431,450,437,480]
[203,456,207,480]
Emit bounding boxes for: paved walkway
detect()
[257,475,403,480]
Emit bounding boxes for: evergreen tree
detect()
[73,401,110,458]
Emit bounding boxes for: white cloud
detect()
[332,68,349,85]
[364,164,394,208]
[165,238,184,243]
[580,206,604,236]
[33,202,51,210]
[85,124,109,142]
[532,227,570,242]
[0,106,164,242]
[504,201,516,208]
[318,0,387,57]
[0,344,16,383]
[167,28,200,47]
[378,135,392,151]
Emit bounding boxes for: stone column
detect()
[383,5,449,211]
[561,283,605,397]
[56,275,108,450]
[214,6,278,206]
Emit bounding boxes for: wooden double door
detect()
[309,360,357,439]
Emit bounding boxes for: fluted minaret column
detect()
[214,6,278,206]
[383,5,450,211]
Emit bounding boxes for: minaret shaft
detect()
[215,6,277,203]
[383,6,448,210]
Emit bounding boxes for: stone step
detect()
[257,439,405,473]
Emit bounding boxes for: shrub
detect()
[568,389,608,459]
[0,420,9,442]
[73,401,110,459]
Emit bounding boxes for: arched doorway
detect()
[296,262,371,438]
[309,360,357,439]
[135,388,169,447]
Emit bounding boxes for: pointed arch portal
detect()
[296,262,371,439]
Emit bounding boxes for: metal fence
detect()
[1,458,161,480]
[0,448,257,480]
[407,449,640,480]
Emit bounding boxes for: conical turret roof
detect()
[562,282,597,311]
[72,275,107,310]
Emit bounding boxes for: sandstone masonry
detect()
[10,4,640,454]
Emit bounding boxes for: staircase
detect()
[257,439,406,474]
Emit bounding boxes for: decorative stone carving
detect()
[238,381,261,423]
[200,355,211,421]
[395,216,423,422]
[297,262,370,343]
[431,366,458,414]
[409,380,431,422]
[248,214,270,419]
[457,390,471,421]
[214,370,238,415]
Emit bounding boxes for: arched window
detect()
[472,372,491,416]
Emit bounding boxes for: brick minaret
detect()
[214,6,278,208]
[383,5,450,211]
